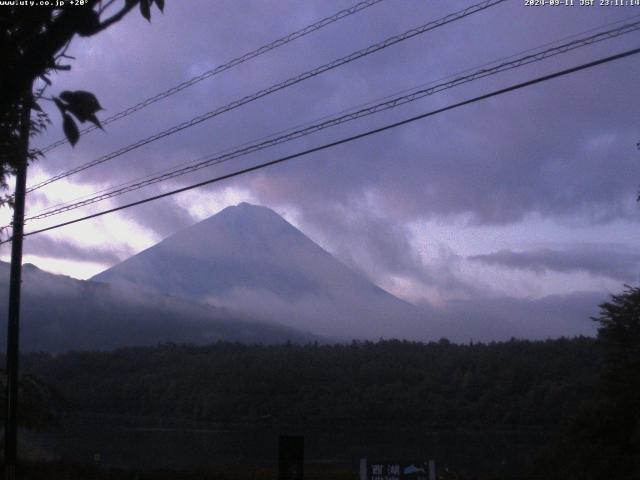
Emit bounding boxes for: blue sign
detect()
[363,460,435,480]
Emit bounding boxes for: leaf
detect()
[53,97,66,113]
[140,0,151,21]
[62,113,79,146]
[59,90,102,111]
[59,91,103,123]
[76,9,101,37]
[86,113,103,130]
[154,0,164,12]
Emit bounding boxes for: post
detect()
[359,458,367,480]
[4,86,32,480]
[428,459,436,480]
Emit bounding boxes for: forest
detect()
[0,287,637,479]
[20,337,600,429]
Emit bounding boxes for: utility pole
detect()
[4,85,32,480]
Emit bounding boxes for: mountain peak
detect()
[92,202,427,340]
[208,202,286,226]
[184,202,295,247]
[236,201,259,209]
[223,201,263,212]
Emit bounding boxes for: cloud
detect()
[469,245,640,283]
[16,0,640,329]
[120,192,195,238]
[419,290,604,342]
[30,0,640,235]
[23,234,129,265]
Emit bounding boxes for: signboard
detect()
[360,459,435,480]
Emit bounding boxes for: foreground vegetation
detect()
[13,337,599,479]
[0,460,356,480]
[0,286,638,479]
[21,337,598,429]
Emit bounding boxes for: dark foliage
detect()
[0,371,67,429]
[21,337,599,429]
[0,0,164,206]
[1,459,352,480]
[533,286,640,480]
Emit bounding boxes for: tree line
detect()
[19,337,599,429]
[3,286,638,479]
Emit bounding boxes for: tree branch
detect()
[1,1,101,103]
[98,0,119,15]
[93,0,139,34]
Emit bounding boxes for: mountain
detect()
[0,262,318,353]
[93,203,443,340]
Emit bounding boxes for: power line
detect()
[37,0,388,154]
[26,0,506,193]
[31,0,504,191]
[5,45,638,244]
[29,13,640,218]
[22,20,640,223]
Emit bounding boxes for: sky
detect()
[2,0,640,336]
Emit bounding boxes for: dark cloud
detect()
[251,194,479,298]
[419,290,604,342]
[120,191,195,238]
[21,0,640,333]
[32,0,640,233]
[23,235,130,265]
[469,246,640,283]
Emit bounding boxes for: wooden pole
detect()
[4,86,32,480]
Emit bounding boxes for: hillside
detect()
[0,262,317,352]
[22,337,600,427]
[93,203,441,340]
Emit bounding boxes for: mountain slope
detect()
[0,262,318,352]
[93,203,441,340]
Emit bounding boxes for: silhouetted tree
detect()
[536,287,640,479]
[21,338,599,429]
[590,286,640,476]
[0,370,67,429]
[0,0,165,206]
